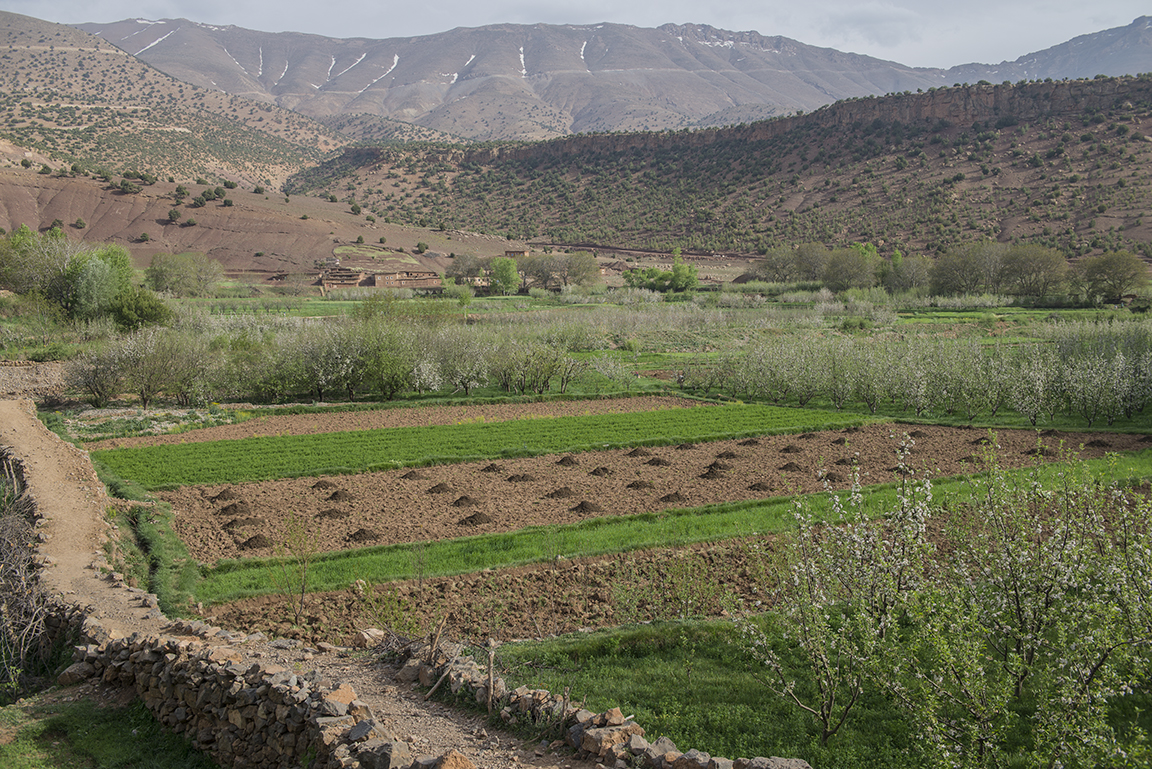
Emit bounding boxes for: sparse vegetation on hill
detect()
[288,77,1152,259]
[0,11,344,187]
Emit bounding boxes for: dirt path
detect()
[0,398,595,769]
[0,398,163,643]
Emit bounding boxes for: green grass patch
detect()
[490,620,917,769]
[93,404,871,489]
[0,696,216,769]
[193,448,1152,606]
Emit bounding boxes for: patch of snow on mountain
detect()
[335,53,367,78]
[359,55,399,93]
[136,28,177,55]
[519,46,526,77]
[222,47,247,75]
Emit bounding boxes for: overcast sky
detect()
[1,0,1146,69]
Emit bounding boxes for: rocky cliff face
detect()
[460,76,1152,165]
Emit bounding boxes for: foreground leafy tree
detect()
[489,256,521,295]
[145,252,225,297]
[623,254,698,293]
[739,448,1152,767]
[1077,250,1149,304]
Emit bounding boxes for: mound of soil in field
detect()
[480,463,505,473]
[556,456,579,467]
[327,490,354,502]
[798,433,815,439]
[675,443,696,450]
[211,488,240,502]
[821,472,845,484]
[347,528,378,543]
[738,438,760,446]
[887,466,913,476]
[972,436,995,445]
[458,512,493,527]
[452,496,478,507]
[715,450,738,459]
[311,480,338,490]
[1024,446,1056,457]
[1141,435,1152,443]
[319,508,350,520]
[781,445,802,454]
[626,447,651,457]
[506,474,535,482]
[1086,439,1111,448]
[218,501,251,516]
[646,458,671,466]
[161,418,1149,563]
[545,487,576,499]
[699,468,725,480]
[223,516,263,530]
[400,470,428,480]
[707,461,732,471]
[909,430,929,438]
[570,501,604,513]
[240,534,271,550]
[832,437,848,445]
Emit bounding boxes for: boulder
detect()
[357,740,412,769]
[733,759,813,769]
[57,661,95,686]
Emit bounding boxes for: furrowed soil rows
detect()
[162,422,1148,562]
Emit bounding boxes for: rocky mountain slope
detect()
[285,76,1152,257]
[0,11,346,187]
[78,16,1152,141]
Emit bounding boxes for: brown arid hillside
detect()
[285,77,1152,259]
[0,166,529,277]
[76,16,1152,141]
[0,12,346,188]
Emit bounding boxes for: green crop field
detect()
[92,404,873,489]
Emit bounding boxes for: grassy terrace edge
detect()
[90,404,873,489]
[192,448,1152,606]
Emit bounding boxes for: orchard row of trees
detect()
[67,318,634,408]
[752,241,1148,303]
[444,251,600,294]
[742,453,1152,766]
[682,325,1152,426]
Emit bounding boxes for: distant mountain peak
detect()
[75,16,1152,141]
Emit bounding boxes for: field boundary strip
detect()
[91,404,874,489]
